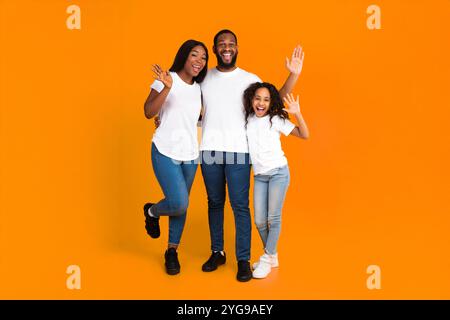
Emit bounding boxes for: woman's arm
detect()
[283,93,309,139]
[144,64,173,119]
[197,105,204,127]
[278,45,305,98]
[144,87,170,119]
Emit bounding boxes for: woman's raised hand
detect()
[283,93,301,115]
[152,64,173,89]
[285,45,304,76]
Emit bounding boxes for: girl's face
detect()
[252,87,271,117]
[184,45,207,77]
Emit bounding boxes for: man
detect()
[199,29,304,281]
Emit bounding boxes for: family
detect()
[143,30,309,282]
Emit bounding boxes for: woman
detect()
[143,39,208,275]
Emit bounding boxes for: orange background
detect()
[1,0,449,299]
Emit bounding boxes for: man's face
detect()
[213,33,238,69]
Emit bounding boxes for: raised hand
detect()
[283,93,301,115]
[152,64,173,89]
[285,45,304,76]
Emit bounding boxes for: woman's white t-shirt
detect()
[246,114,295,175]
[151,72,202,161]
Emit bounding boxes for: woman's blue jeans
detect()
[151,143,198,245]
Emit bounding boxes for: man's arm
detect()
[278,45,305,98]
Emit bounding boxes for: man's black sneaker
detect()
[202,251,226,272]
[165,248,180,275]
[143,202,160,238]
[236,260,252,282]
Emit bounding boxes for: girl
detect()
[243,82,309,279]
[143,39,208,275]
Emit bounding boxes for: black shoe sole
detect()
[237,275,252,282]
[145,225,160,239]
[166,268,180,275]
[202,259,226,272]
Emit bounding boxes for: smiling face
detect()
[252,87,271,117]
[183,45,207,78]
[213,32,238,69]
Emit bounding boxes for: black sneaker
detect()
[164,248,180,275]
[236,260,252,282]
[201,251,226,272]
[143,202,160,238]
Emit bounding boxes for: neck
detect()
[177,70,194,84]
[216,65,237,72]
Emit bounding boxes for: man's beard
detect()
[216,52,238,69]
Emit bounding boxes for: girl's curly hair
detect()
[243,82,289,128]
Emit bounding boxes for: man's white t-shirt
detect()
[151,72,202,161]
[246,114,295,175]
[200,67,261,153]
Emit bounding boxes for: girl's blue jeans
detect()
[253,165,290,255]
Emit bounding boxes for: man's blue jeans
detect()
[200,151,251,261]
[151,143,198,245]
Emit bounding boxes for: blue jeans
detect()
[200,151,251,261]
[253,165,290,255]
[151,143,198,245]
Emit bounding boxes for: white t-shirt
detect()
[246,114,296,175]
[151,72,202,161]
[200,67,261,153]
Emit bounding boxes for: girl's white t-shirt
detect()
[151,72,202,161]
[246,114,295,175]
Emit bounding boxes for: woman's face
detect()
[252,87,271,117]
[183,45,207,77]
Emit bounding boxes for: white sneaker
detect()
[252,254,272,279]
[252,253,278,269]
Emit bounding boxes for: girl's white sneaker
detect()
[252,253,278,270]
[252,254,273,279]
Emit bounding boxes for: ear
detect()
[212,45,217,54]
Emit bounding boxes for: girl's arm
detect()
[144,64,173,119]
[283,93,309,139]
[278,45,305,98]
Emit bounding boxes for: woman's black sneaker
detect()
[202,251,226,272]
[143,202,160,238]
[165,248,180,275]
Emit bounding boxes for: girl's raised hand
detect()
[285,45,304,76]
[283,93,301,114]
[152,64,173,89]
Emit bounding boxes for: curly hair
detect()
[243,82,289,128]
